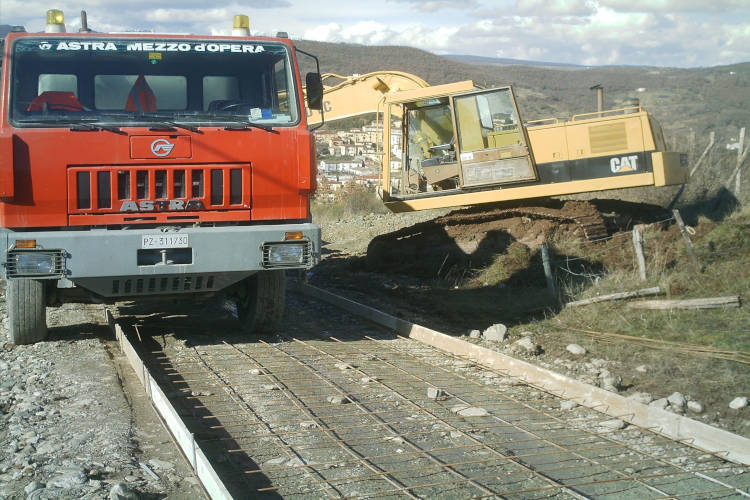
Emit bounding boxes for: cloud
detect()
[598,0,748,13]
[515,0,595,17]
[387,0,481,12]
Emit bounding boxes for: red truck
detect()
[0,11,323,343]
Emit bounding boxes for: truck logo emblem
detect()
[119,199,206,212]
[150,139,175,157]
[38,42,52,50]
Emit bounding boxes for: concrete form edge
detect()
[294,282,750,466]
[105,309,234,500]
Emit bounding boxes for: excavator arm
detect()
[306,71,429,125]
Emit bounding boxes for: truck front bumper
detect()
[1,223,320,298]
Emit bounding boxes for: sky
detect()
[1,0,748,68]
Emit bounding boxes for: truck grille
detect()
[111,275,218,295]
[67,164,250,224]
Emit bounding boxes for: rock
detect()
[451,405,489,417]
[599,419,626,431]
[148,459,174,471]
[360,376,378,383]
[450,431,463,438]
[24,481,44,494]
[334,363,351,370]
[635,365,648,373]
[49,468,87,488]
[600,374,622,392]
[263,384,279,391]
[263,456,287,467]
[468,329,481,339]
[248,368,263,375]
[300,421,317,429]
[426,387,445,400]
[327,395,350,405]
[729,397,748,410]
[482,324,507,342]
[566,344,586,356]
[108,482,139,500]
[512,337,540,355]
[286,457,307,467]
[667,392,687,410]
[649,398,669,410]
[560,400,578,411]
[687,401,704,413]
[626,392,653,405]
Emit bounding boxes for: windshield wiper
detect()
[174,112,277,133]
[134,114,200,133]
[17,117,123,133]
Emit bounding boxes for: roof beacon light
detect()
[45,9,66,33]
[232,15,250,36]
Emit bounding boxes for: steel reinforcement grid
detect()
[115,294,750,499]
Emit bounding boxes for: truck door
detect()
[451,87,537,188]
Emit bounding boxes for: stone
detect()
[729,397,748,410]
[49,468,87,488]
[148,459,174,471]
[248,368,263,375]
[566,344,586,356]
[426,387,445,400]
[109,482,140,500]
[599,419,626,431]
[327,395,350,405]
[512,337,540,355]
[667,392,687,410]
[635,365,648,373]
[687,401,704,413]
[468,329,481,339]
[482,324,508,342]
[626,392,653,405]
[24,481,44,494]
[334,363,351,370]
[263,384,279,391]
[360,376,378,383]
[649,398,669,410]
[600,374,622,392]
[560,400,578,411]
[451,405,489,417]
[300,421,317,429]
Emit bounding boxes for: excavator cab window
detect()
[452,87,537,188]
[402,98,459,193]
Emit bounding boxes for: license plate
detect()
[141,234,189,249]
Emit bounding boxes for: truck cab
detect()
[0,12,324,343]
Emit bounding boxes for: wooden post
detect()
[540,243,557,300]
[725,127,749,189]
[632,226,647,281]
[672,209,702,272]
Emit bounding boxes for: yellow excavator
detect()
[309,71,687,237]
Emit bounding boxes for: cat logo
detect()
[610,155,639,173]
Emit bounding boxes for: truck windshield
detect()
[9,38,299,127]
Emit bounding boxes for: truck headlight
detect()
[12,252,57,275]
[263,242,309,267]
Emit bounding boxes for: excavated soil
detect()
[314,199,671,332]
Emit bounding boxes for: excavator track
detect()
[433,201,609,242]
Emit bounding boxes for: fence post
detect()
[632,226,647,281]
[672,209,702,272]
[540,243,557,300]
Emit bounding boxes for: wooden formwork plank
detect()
[294,283,750,466]
[105,309,233,500]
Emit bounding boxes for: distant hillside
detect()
[295,40,750,139]
[443,54,586,71]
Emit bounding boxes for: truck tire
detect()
[7,279,48,345]
[238,270,285,334]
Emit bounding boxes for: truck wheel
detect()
[7,279,48,345]
[238,271,286,334]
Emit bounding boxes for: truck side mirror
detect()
[306,72,323,111]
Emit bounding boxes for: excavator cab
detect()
[384,82,537,201]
